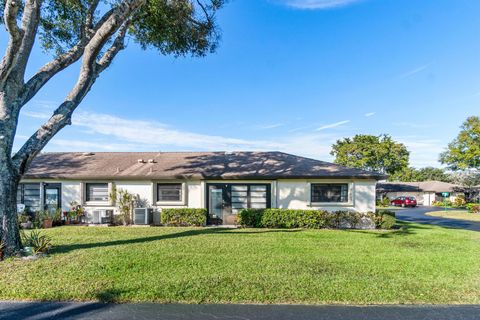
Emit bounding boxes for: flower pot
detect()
[23,247,34,256]
[20,221,33,229]
[65,220,71,225]
[43,218,53,229]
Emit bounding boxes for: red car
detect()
[391,196,417,208]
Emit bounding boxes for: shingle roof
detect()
[377,181,461,193]
[23,152,386,180]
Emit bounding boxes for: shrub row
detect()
[238,208,396,230]
[160,208,207,226]
[466,203,480,214]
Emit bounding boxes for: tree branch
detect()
[97,22,130,72]
[19,6,118,107]
[0,0,24,87]
[12,0,146,173]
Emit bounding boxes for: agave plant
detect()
[21,230,52,255]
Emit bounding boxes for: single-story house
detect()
[17,151,385,225]
[376,181,464,206]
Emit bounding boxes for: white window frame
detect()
[307,181,354,207]
[84,182,112,206]
[154,181,187,206]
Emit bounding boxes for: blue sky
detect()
[4,0,480,167]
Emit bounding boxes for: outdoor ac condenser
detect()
[134,208,153,225]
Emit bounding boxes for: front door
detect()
[207,183,271,225]
[208,185,231,225]
[44,183,61,214]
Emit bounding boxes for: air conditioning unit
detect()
[134,208,153,225]
[91,209,114,224]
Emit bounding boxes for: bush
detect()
[373,210,396,229]
[466,203,480,213]
[376,197,391,208]
[432,199,453,207]
[161,208,207,226]
[453,195,466,207]
[238,209,370,229]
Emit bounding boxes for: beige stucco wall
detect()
[20,178,378,217]
[276,179,376,212]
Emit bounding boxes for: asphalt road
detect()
[395,206,480,232]
[1,302,480,320]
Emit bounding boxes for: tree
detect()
[440,116,480,170]
[389,166,451,182]
[449,170,480,202]
[0,0,225,255]
[330,134,410,175]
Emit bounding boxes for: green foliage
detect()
[440,116,480,170]
[372,210,396,230]
[376,197,391,207]
[161,208,207,226]
[21,230,52,254]
[330,134,409,175]
[432,200,453,207]
[390,166,451,182]
[238,209,368,229]
[453,195,466,207]
[0,0,225,57]
[113,188,136,225]
[466,203,480,213]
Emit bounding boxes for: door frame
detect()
[205,183,272,225]
[43,183,62,212]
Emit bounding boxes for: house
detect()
[17,151,385,225]
[376,181,464,206]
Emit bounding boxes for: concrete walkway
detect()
[1,302,480,320]
[395,206,480,232]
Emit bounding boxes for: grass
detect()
[0,223,480,304]
[426,210,480,222]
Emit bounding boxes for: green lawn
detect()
[1,223,480,304]
[426,210,480,222]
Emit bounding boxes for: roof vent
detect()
[137,159,145,164]
[82,152,94,156]
[148,159,156,163]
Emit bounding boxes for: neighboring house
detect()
[17,152,384,225]
[376,181,464,206]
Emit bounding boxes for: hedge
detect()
[237,208,394,230]
[466,203,480,213]
[373,210,396,230]
[160,208,207,227]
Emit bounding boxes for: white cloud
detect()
[398,63,431,79]
[37,111,339,162]
[257,123,284,130]
[315,120,350,131]
[398,136,444,168]
[364,112,376,117]
[21,110,50,119]
[277,0,363,9]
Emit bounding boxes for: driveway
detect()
[395,206,480,232]
[1,301,480,320]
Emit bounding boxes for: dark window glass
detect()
[17,183,41,212]
[86,183,109,201]
[157,184,182,201]
[311,184,348,203]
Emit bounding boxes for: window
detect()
[311,184,348,203]
[86,183,109,202]
[231,184,268,213]
[157,183,182,202]
[17,183,41,212]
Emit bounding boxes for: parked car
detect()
[391,196,417,208]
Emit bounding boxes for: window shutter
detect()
[108,182,115,206]
[79,182,85,205]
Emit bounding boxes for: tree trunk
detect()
[0,156,22,256]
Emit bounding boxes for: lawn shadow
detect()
[52,227,302,255]
[343,221,434,239]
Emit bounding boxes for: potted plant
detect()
[69,201,86,224]
[18,213,33,229]
[38,211,53,229]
